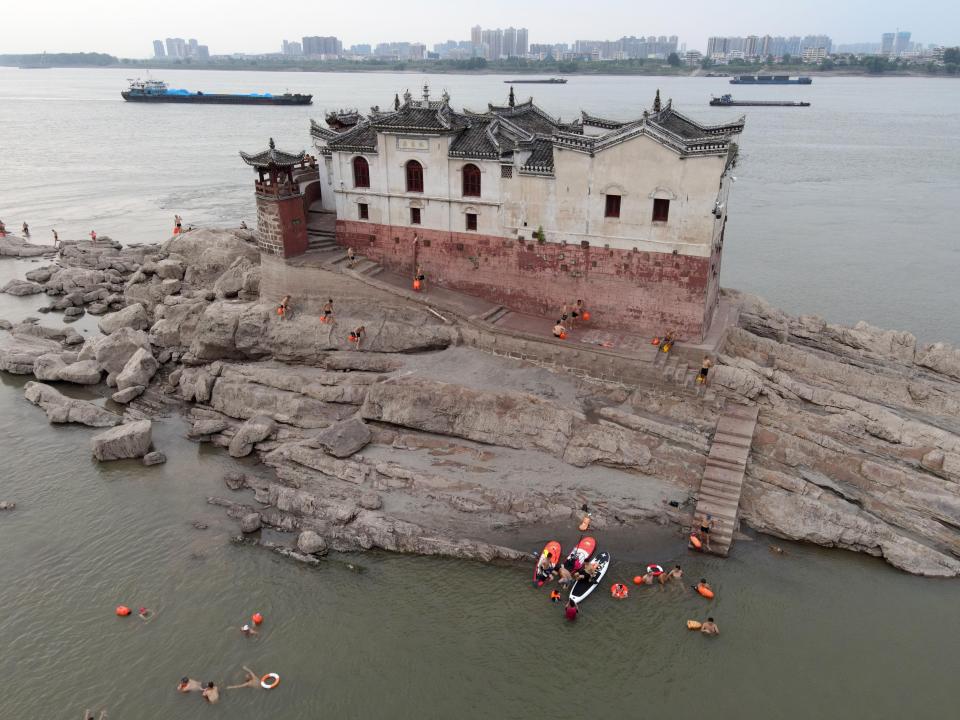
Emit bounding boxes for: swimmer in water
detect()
[658,564,683,587]
[700,617,719,636]
[202,681,220,704]
[227,666,261,690]
[241,623,259,637]
[177,677,203,693]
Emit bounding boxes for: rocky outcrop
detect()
[91,420,153,461]
[0,329,62,374]
[83,327,152,377]
[2,279,44,296]
[116,347,159,391]
[24,382,121,427]
[228,415,277,458]
[143,451,167,466]
[98,303,150,334]
[33,354,101,385]
[306,418,371,458]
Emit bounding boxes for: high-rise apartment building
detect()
[282,40,303,55]
[302,36,342,57]
[881,33,895,55]
[152,40,165,58]
[471,25,482,48]
[503,27,517,58]
[516,28,529,56]
[894,31,912,56]
[472,26,529,59]
[188,38,199,55]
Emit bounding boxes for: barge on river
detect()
[121,79,312,105]
[710,94,810,107]
[503,78,567,84]
[730,75,812,84]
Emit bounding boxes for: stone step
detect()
[712,430,754,449]
[702,464,746,485]
[724,403,761,422]
[698,478,743,500]
[673,362,689,384]
[715,418,757,441]
[709,443,751,466]
[691,500,737,522]
[353,260,380,275]
[478,305,505,322]
[487,307,510,324]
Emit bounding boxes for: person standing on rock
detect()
[321,298,334,324]
[346,247,356,267]
[414,264,426,292]
[174,215,182,234]
[22,222,30,238]
[89,230,97,241]
[697,356,713,386]
[51,229,59,248]
[697,514,716,552]
[0,219,6,236]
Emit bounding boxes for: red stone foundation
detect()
[337,220,715,340]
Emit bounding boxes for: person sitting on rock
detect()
[700,617,719,635]
[202,681,219,704]
[346,247,356,267]
[177,677,203,693]
[553,321,567,339]
[536,550,559,584]
[349,325,366,348]
[227,666,261,690]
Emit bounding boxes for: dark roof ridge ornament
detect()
[403,88,412,104]
[441,89,450,105]
[394,93,400,111]
[268,137,276,150]
[653,89,661,113]
[508,85,515,107]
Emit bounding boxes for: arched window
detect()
[462,163,481,197]
[405,160,423,193]
[352,157,370,188]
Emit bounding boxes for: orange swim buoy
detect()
[689,534,703,550]
[582,311,591,322]
[611,583,629,599]
[632,575,643,585]
[697,584,715,599]
[252,612,264,625]
[651,337,660,345]
[413,279,421,291]
[559,332,567,340]
[277,307,284,316]
[115,605,131,617]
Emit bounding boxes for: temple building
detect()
[304,86,743,340]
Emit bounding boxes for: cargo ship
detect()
[730,75,812,85]
[121,79,312,105]
[503,78,568,84]
[710,94,810,107]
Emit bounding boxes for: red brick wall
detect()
[256,194,308,259]
[337,220,714,340]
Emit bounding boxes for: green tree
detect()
[781,53,792,65]
[700,57,713,69]
[667,52,680,67]
[863,55,889,73]
[944,47,960,64]
[820,58,835,70]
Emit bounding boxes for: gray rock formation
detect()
[24,382,121,427]
[116,347,158,391]
[228,415,277,458]
[85,327,152,376]
[307,418,372,458]
[111,385,145,404]
[296,530,328,555]
[239,512,262,533]
[2,279,44,296]
[143,451,167,466]
[91,420,153,461]
[98,303,150,334]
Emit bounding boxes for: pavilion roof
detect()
[239,138,305,169]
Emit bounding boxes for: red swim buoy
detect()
[582,311,591,322]
[413,279,421,291]
[633,575,643,585]
[697,584,715,600]
[559,332,568,340]
[689,534,703,550]
[116,605,131,617]
[252,612,264,625]
[651,337,660,345]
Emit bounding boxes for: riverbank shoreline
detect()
[2,228,959,577]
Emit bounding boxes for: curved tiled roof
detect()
[448,118,500,159]
[326,121,379,153]
[239,138,305,168]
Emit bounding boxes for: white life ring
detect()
[260,672,280,690]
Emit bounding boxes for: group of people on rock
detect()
[552,299,588,338]
[276,295,367,349]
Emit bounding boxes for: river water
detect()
[1,69,959,719]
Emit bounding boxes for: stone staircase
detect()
[306,208,338,253]
[692,402,760,557]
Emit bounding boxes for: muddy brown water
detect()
[0,264,958,719]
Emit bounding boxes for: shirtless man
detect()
[349,325,366,349]
[240,623,259,637]
[697,356,713,386]
[177,677,203,693]
[414,265,426,291]
[227,666,261,690]
[552,321,567,339]
[697,513,716,552]
[346,247,356,267]
[578,558,600,582]
[536,550,558,584]
[658,564,683,587]
[202,681,220,704]
[321,298,334,324]
[700,617,719,636]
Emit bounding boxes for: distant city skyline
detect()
[3,0,958,56]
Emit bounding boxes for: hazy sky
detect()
[2,0,956,56]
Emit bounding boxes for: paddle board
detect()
[562,536,596,573]
[534,541,563,586]
[569,551,610,604]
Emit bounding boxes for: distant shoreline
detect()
[1,63,956,80]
